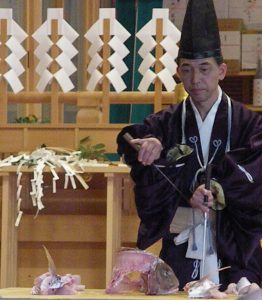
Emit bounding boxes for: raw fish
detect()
[106,248,179,295]
[31,246,85,295]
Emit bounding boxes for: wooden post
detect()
[50,19,60,124]
[101,18,111,123]
[82,0,100,90]
[0,19,8,124]
[24,0,42,118]
[1,173,18,287]
[105,173,122,285]
[154,18,164,113]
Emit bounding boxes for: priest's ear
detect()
[218,63,227,81]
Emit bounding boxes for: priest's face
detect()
[177,57,227,105]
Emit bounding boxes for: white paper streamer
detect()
[138,53,156,75]
[138,69,157,93]
[36,69,53,92]
[106,68,127,93]
[54,68,75,93]
[0,9,28,93]
[5,53,25,76]
[0,147,94,226]
[35,53,52,75]
[86,69,103,91]
[85,8,130,92]
[136,8,181,93]
[108,52,128,76]
[3,69,24,93]
[87,53,103,74]
[32,8,79,92]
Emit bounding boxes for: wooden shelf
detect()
[246,104,262,112]
[226,70,256,77]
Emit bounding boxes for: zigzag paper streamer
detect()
[32,8,79,92]
[85,8,131,93]
[0,9,27,94]
[136,8,181,93]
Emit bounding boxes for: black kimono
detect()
[117,92,262,289]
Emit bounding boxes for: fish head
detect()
[146,260,179,295]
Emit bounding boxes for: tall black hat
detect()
[177,0,223,61]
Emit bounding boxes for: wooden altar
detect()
[0,165,130,288]
[0,288,240,300]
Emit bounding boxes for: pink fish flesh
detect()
[31,246,85,295]
[106,248,179,295]
[32,272,85,295]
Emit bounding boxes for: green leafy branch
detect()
[15,114,38,123]
[78,136,106,161]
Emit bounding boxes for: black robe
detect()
[117,93,262,288]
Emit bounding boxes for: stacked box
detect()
[163,0,188,30]
[163,0,229,31]
[229,0,262,30]
[218,19,243,73]
[241,33,262,70]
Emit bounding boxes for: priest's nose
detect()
[191,69,201,84]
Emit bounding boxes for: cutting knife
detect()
[200,163,212,278]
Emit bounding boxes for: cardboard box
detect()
[220,31,241,60]
[163,0,229,30]
[229,0,262,30]
[218,19,242,73]
[213,0,229,19]
[218,18,243,31]
[163,0,188,30]
[242,33,262,69]
[224,60,241,74]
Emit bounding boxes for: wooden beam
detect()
[0,19,8,124]
[50,19,60,124]
[101,19,111,123]
[154,18,164,113]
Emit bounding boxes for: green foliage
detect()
[78,136,106,161]
[15,114,38,123]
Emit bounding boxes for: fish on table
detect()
[106,247,179,295]
[184,271,261,299]
[31,245,85,295]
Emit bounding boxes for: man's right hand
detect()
[130,137,163,166]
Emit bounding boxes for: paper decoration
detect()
[136,8,181,93]
[0,9,27,93]
[85,8,131,93]
[0,147,102,226]
[32,8,79,92]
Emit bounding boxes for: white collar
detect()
[189,86,222,125]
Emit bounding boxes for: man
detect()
[117,0,262,290]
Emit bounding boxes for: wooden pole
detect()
[7,90,176,106]
[50,19,60,124]
[154,18,164,113]
[0,19,8,124]
[83,0,100,90]
[25,0,42,118]
[101,18,111,123]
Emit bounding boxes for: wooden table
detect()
[0,288,240,299]
[0,164,130,288]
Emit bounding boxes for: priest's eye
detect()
[180,67,190,74]
[200,67,210,73]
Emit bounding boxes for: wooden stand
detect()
[0,165,130,288]
[0,288,240,299]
